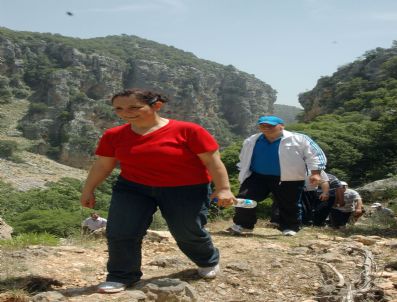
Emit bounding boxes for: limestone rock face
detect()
[0,31,277,168]
[0,217,13,240]
[356,177,397,203]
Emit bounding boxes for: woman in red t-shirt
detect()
[80,88,235,293]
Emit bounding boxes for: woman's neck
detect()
[130,117,169,135]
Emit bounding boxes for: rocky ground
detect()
[0,220,397,302]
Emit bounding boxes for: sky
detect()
[1,0,397,108]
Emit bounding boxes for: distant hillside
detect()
[0,27,276,168]
[291,41,397,183]
[298,42,397,122]
[273,104,302,124]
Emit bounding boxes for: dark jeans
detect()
[329,209,352,228]
[105,176,219,286]
[313,197,336,226]
[233,172,304,232]
[302,191,336,226]
[301,191,316,225]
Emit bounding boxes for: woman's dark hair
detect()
[111,88,169,105]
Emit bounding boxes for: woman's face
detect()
[112,95,157,123]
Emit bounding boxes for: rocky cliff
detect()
[0,28,276,168]
[298,43,397,121]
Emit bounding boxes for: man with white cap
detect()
[370,202,395,218]
[329,181,364,228]
[227,115,327,236]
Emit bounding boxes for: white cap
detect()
[340,181,348,186]
[371,202,382,208]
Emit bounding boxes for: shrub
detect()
[0,75,13,103]
[12,88,30,99]
[28,102,48,115]
[10,209,82,237]
[0,140,18,158]
[0,87,13,103]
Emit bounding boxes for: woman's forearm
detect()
[82,157,117,192]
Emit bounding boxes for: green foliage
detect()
[389,202,397,215]
[287,113,380,185]
[0,75,13,103]
[273,104,302,124]
[381,56,397,78]
[58,111,73,121]
[0,140,18,158]
[93,170,119,210]
[0,233,59,249]
[220,141,242,176]
[28,102,48,115]
[11,209,82,237]
[149,211,168,230]
[0,176,116,237]
[12,87,30,99]
[298,45,397,183]
[93,101,117,121]
[23,53,56,87]
[0,178,81,220]
[256,198,274,219]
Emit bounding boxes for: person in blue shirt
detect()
[227,115,327,236]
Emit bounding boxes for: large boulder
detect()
[356,177,397,203]
[0,217,13,240]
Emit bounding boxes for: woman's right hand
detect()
[211,189,236,207]
[80,191,96,208]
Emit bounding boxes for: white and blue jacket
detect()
[237,130,327,184]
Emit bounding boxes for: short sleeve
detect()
[95,130,116,157]
[186,124,219,154]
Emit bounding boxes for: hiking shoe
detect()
[282,229,297,236]
[198,264,220,279]
[226,224,253,235]
[97,281,126,293]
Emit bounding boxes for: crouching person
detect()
[81,212,107,235]
[329,181,364,228]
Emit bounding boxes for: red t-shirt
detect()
[95,119,219,187]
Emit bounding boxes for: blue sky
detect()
[1,0,397,107]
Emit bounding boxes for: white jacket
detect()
[237,130,327,184]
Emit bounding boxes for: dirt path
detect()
[1,221,396,301]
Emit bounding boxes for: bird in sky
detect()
[66,11,73,16]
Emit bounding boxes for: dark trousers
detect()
[233,172,304,232]
[105,176,219,286]
[301,191,316,225]
[302,191,336,226]
[313,197,336,226]
[329,209,352,228]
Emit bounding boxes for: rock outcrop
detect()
[0,217,13,239]
[356,176,397,203]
